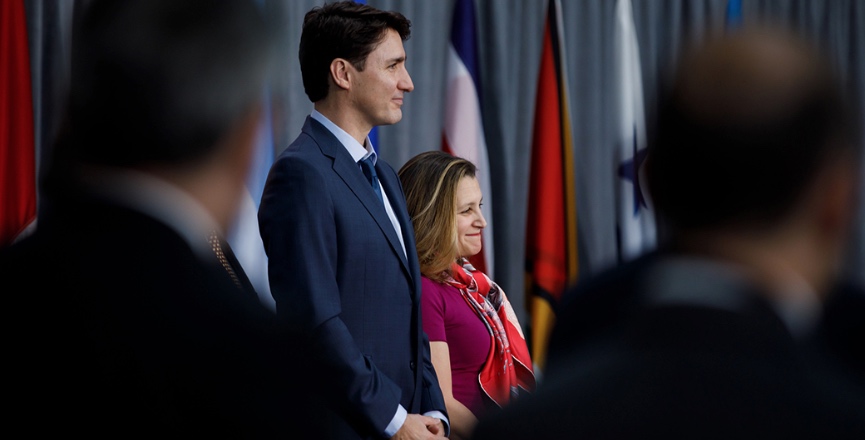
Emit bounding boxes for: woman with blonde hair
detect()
[399,150,535,440]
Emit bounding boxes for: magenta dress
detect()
[421,276,493,417]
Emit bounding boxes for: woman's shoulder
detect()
[421,275,459,297]
[421,275,446,290]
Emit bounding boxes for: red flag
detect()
[524,0,579,374]
[0,0,37,247]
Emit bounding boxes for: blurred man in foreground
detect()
[473,27,865,439]
[0,0,307,436]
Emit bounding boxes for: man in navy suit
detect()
[258,2,448,439]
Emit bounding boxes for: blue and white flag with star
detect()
[615,0,655,262]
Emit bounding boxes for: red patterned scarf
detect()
[444,258,536,407]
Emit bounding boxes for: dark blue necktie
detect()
[359,156,383,205]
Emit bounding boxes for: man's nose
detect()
[400,66,414,92]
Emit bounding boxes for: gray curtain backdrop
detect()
[27,0,865,324]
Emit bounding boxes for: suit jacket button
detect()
[410,361,416,370]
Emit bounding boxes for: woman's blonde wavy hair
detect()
[398,151,478,282]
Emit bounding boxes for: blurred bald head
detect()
[647,28,860,237]
[675,30,829,127]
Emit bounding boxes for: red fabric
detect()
[0,0,37,247]
[445,259,535,407]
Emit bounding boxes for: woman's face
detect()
[455,175,487,258]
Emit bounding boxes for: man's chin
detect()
[381,110,403,126]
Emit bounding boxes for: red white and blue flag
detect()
[442,0,495,277]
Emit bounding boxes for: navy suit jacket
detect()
[259,116,447,439]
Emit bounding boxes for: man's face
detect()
[350,28,414,127]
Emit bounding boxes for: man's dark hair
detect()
[63,0,275,168]
[299,0,411,103]
[646,29,861,237]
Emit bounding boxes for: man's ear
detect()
[330,58,351,91]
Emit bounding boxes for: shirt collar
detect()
[311,109,376,163]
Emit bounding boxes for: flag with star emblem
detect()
[615,0,655,262]
[524,0,579,375]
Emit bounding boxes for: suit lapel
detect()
[303,117,411,276]
[378,167,419,288]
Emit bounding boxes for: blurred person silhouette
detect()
[472,27,865,439]
[0,0,310,437]
[257,2,448,439]
[398,151,535,440]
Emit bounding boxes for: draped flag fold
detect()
[1,0,37,247]
[524,0,579,376]
[442,0,494,277]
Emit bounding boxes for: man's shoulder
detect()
[555,251,663,323]
[545,250,667,367]
[279,130,320,157]
[270,130,333,177]
[277,120,350,165]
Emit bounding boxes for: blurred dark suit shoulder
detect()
[474,255,865,440]
[545,250,664,375]
[1,191,306,438]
